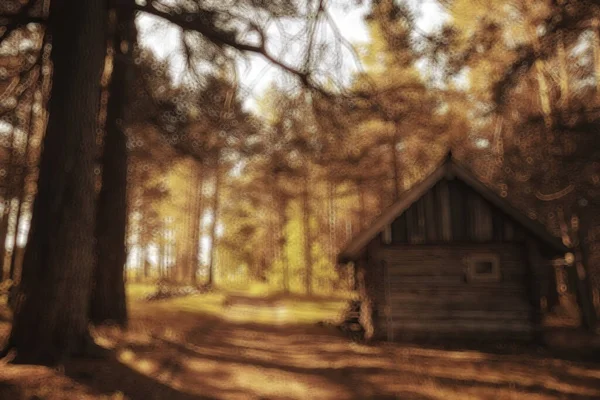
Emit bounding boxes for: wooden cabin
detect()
[338,152,569,342]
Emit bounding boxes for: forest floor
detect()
[1,284,600,400]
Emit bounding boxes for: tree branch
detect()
[0,1,46,45]
[132,2,313,87]
[493,1,598,107]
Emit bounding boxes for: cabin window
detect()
[466,254,501,282]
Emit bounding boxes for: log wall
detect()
[357,177,559,342]
[372,244,535,341]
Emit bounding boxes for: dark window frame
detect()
[466,253,501,283]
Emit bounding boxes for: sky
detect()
[137,0,448,111]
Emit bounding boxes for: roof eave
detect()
[449,162,569,255]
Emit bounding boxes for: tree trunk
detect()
[182,188,193,284]
[574,205,599,331]
[190,165,204,284]
[135,240,143,281]
[159,219,167,278]
[302,174,312,296]
[182,167,198,283]
[175,171,195,283]
[173,178,192,284]
[135,186,151,279]
[0,125,18,280]
[166,218,175,279]
[174,225,187,283]
[557,31,569,110]
[4,0,107,366]
[0,191,11,281]
[271,173,289,292]
[207,161,221,287]
[267,182,276,280]
[358,180,367,229]
[391,129,401,201]
[7,199,23,282]
[530,29,553,137]
[327,178,337,269]
[277,192,289,294]
[8,78,40,283]
[143,245,151,279]
[592,18,600,95]
[90,8,137,327]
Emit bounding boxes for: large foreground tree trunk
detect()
[4,0,107,366]
[90,8,137,327]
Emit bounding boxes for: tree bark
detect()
[391,128,401,201]
[358,180,367,229]
[4,0,107,366]
[7,201,23,282]
[159,218,167,278]
[0,191,11,281]
[592,18,600,95]
[9,79,40,283]
[136,184,152,279]
[302,174,312,296]
[174,226,187,283]
[143,245,151,279]
[327,178,337,267]
[190,165,204,284]
[574,205,599,331]
[90,8,137,327]
[557,31,569,110]
[530,28,553,136]
[166,217,174,279]
[181,175,193,283]
[277,192,289,294]
[207,160,221,287]
[267,182,276,279]
[0,126,19,280]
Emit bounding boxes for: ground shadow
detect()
[64,354,218,400]
[376,333,600,364]
[2,292,600,399]
[126,309,600,400]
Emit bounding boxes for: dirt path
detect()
[1,291,600,399]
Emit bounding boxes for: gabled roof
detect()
[338,152,569,262]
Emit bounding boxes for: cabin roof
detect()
[338,152,569,263]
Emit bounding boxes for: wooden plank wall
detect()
[390,179,527,245]
[365,239,388,339]
[375,244,535,340]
